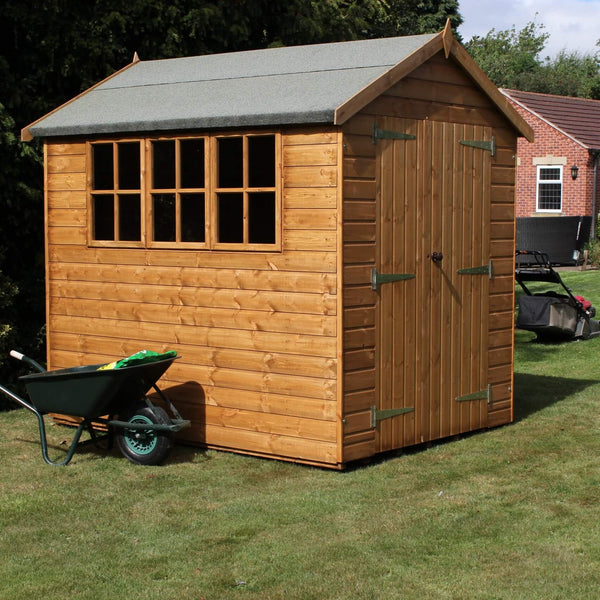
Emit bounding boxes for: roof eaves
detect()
[21,54,141,142]
[29,109,336,139]
[500,89,588,150]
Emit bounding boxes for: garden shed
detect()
[23,22,533,468]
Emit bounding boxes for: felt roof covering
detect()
[23,22,533,141]
[502,88,600,151]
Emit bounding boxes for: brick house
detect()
[501,89,600,263]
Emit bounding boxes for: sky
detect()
[458,0,600,58]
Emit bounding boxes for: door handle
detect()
[431,252,443,263]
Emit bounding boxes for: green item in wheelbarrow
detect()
[98,350,177,371]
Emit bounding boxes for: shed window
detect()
[537,166,562,212]
[150,138,206,245]
[90,141,142,244]
[88,132,280,250]
[214,134,277,248]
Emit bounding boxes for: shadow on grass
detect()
[14,429,208,466]
[513,372,599,421]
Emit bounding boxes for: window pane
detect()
[217,137,243,188]
[153,193,176,241]
[180,138,205,189]
[181,193,205,242]
[249,192,276,244]
[152,140,176,189]
[538,183,562,210]
[217,193,243,243]
[118,142,140,190]
[118,194,141,241]
[92,144,113,190]
[539,168,561,181]
[248,136,275,187]
[93,195,114,240]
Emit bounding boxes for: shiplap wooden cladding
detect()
[40,33,527,467]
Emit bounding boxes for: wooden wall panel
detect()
[49,263,337,294]
[44,127,341,468]
[51,280,337,316]
[49,245,337,272]
[50,315,337,357]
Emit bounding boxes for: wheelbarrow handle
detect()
[10,350,46,373]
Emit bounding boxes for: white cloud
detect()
[458,0,600,58]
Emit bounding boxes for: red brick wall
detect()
[509,100,594,217]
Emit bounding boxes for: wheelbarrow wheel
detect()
[115,404,173,466]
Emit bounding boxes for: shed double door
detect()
[375,116,491,452]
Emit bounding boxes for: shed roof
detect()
[502,88,600,151]
[23,24,533,141]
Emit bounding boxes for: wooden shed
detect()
[23,23,533,468]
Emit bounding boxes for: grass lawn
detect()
[1,271,600,599]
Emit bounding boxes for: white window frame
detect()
[536,165,563,213]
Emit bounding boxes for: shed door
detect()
[375,117,491,452]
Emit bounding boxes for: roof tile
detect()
[502,88,600,150]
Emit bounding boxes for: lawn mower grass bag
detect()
[517,294,579,340]
[515,249,600,341]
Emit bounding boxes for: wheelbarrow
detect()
[0,350,190,466]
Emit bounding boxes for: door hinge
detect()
[455,385,491,404]
[371,406,414,427]
[459,136,495,156]
[457,260,493,278]
[371,267,415,290]
[372,123,417,144]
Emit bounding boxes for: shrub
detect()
[584,233,600,267]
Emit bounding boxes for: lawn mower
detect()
[515,250,600,341]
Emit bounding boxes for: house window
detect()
[90,141,142,244]
[88,132,280,250]
[214,134,277,248]
[537,166,562,212]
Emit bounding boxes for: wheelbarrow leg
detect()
[0,382,86,466]
[36,416,87,467]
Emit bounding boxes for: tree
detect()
[535,50,600,99]
[464,21,549,90]
[372,0,462,39]
[0,104,44,405]
[465,20,600,99]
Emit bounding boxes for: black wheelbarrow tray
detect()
[0,351,190,466]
